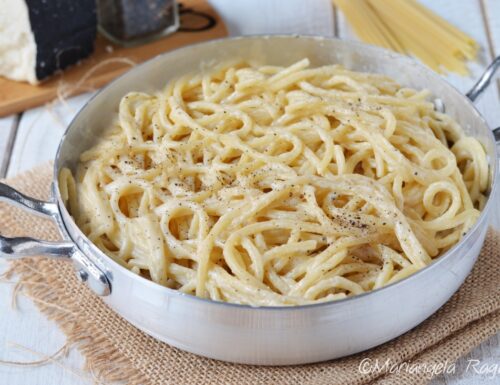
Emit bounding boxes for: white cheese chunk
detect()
[0,0,38,84]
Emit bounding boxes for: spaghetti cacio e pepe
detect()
[59,59,488,306]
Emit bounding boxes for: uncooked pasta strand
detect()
[333,0,479,75]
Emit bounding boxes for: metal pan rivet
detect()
[77,270,89,282]
[433,98,445,113]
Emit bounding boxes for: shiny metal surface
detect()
[0,182,58,217]
[0,235,73,258]
[494,128,500,142]
[466,55,500,141]
[452,55,500,141]
[0,183,111,295]
[0,36,499,365]
[466,56,500,102]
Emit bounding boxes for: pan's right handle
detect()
[466,56,500,102]
[0,182,111,296]
[465,56,500,142]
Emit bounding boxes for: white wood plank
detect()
[0,116,18,177]
[332,3,357,41]
[482,0,500,125]
[0,262,91,385]
[209,0,334,37]
[482,0,500,56]
[0,116,16,158]
[6,93,94,178]
[1,105,93,385]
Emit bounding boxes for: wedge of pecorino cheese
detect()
[0,0,97,85]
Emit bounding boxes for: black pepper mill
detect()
[97,0,180,46]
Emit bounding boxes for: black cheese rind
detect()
[25,0,97,81]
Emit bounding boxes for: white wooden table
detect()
[0,1,499,384]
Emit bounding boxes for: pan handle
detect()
[466,56,500,102]
[0,182,111,296]
[465,56,500,142]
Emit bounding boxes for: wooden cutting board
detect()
[0,0,227,117]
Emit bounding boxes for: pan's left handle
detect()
[465,56,500,142]
[0,182,111,296]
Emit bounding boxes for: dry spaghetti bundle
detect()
[333,0,479,75]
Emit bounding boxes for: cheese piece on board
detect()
[0,0,97,85]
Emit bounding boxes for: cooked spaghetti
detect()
[59,59,488,306]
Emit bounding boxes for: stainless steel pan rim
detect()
[53,35,499,308]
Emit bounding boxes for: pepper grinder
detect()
[97,0,180,46]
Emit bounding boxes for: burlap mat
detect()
[1,163,499,385]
